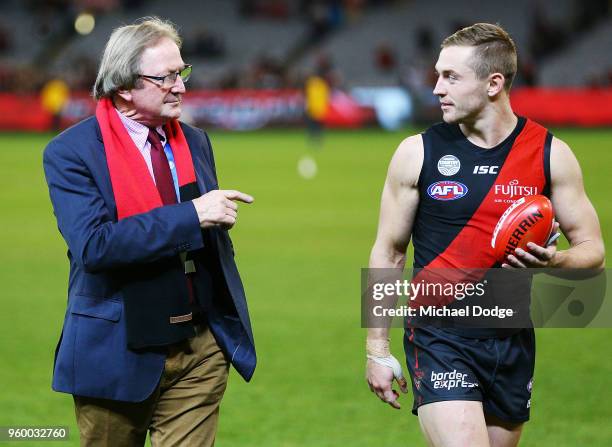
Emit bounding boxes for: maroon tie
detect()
[148,128,196,306]
[148,128,177,205]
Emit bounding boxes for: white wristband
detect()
[367,354,406,382]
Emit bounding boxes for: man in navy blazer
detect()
[43,17,256,446]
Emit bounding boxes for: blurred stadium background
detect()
[0,0,610,446]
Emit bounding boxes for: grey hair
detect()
[93,16,182,99]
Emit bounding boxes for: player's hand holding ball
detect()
[490,194,559,268]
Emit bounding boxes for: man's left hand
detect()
[502,222,560,269]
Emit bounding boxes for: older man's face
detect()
[129,37,186,126]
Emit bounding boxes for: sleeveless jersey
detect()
[411,116,552,337]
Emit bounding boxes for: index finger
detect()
[221,190,254,203]
[396,376,409,393]
[525,242,554,260]
[384,389,401,409]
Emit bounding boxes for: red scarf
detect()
[96,97,196,219]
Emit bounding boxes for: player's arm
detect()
[366,135,423,409]
[507,137,605,270]
[548,137,605,269]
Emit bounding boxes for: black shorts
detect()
[404,326,535,423]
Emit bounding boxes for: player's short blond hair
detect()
[93,16,182,99]
[442,23,517,92]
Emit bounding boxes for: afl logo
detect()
[437,155,461,176]
[427,181,468,201]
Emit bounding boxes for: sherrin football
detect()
[491,194,555,263]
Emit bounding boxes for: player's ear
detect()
[487,72,505,97]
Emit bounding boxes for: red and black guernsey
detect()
[410,116,552,337]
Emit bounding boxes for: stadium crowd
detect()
[1,0,611,96]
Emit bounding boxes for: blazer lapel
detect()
[93,118,119,219]
[183,128,218,194]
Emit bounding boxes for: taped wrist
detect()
[367,354,408,386]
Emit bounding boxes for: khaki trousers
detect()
[74,324,229,447]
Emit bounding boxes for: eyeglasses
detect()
[138,64,192,88]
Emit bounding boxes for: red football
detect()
[491,194,555,262]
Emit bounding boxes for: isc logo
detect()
[473,165,498,174]
[427,181,468,201]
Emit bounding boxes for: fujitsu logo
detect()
[494,179,538,199]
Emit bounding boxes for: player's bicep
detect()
[370,136,423,266]
[376,176,419,252]
[550,138,603,247]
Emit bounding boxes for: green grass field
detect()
[0,127,610,446]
